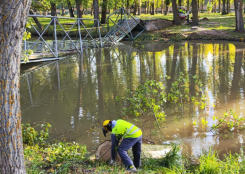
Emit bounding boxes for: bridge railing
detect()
[23,15,108,59]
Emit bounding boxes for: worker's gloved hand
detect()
[109,159,115,165]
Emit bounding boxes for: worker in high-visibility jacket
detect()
[102,119,142,173]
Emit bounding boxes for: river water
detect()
[20,41,245,156]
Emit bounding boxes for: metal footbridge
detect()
[22,8,145,63]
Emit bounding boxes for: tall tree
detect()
[75,0,83,18]
[192,0,198,26]
[134,0,138,15]
[219,0,221,13]
[222,0,226,14]
[172,0,180,24]
[0,0,31,173]
[138,0,141,15]
[151,0,155,14]
[161,0,164,14]
[50,2,57,16]
[101,0,107,24]
[234,0,244,31]
[67,0,75,17]
[93,0,99,25]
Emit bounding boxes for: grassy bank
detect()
[24,141,245,173]
[22,120,245,173]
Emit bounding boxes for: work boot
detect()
[126,166,137,173]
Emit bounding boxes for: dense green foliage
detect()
[117,80,166,122]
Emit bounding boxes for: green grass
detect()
[24,141,245,174]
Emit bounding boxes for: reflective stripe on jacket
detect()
[112,119,142,139]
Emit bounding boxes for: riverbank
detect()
[135,14,245,43]
[25,141,245,173]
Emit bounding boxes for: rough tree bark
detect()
[29,9,43,30]
[234,0,244,31]
[0,0,31,173]
[172,0,180,24]
[101,0,107,24]
[67,0,75,17]
[192,0,198,26]
[93,0,99,25]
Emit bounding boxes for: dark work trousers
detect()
[111,134,142,168]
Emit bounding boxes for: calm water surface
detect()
[20,41,245,156]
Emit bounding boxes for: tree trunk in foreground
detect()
[0,0,31,173]
[192,0,198,26]
[234,0,244,31]
[172,0,180,24]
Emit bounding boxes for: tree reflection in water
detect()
[20,41,245,156]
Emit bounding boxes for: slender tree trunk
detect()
[138,0,141,15]
[145,1,147,14]
[127,0,130,13]
[91,4,94,15]
[234,0,244,31]
[29,9,43,30]
[161,0,164,13]
[201,0,204,12]
[219,0,221,12]
[61,3,65,15]
[214,4,217,12]
[172,0,180,24]
[93,0,99,25]
[75,0,83,18]
[148,0,150,14]
[222,0,226,14]
[192,0,198,25]
[165,5,169,15]
[51,3,57,16]
[151,0,155,15]
[178,0,182,6]
[101,0,107,24]
[147,0,149,13]
[187,0,189,11]
[134,0,137,15]
[67,0,75,17]
[0,0,31,173]
[227,0,229,14]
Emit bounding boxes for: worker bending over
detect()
[102,119,142,173]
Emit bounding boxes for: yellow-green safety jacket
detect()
[112,119,142,139]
